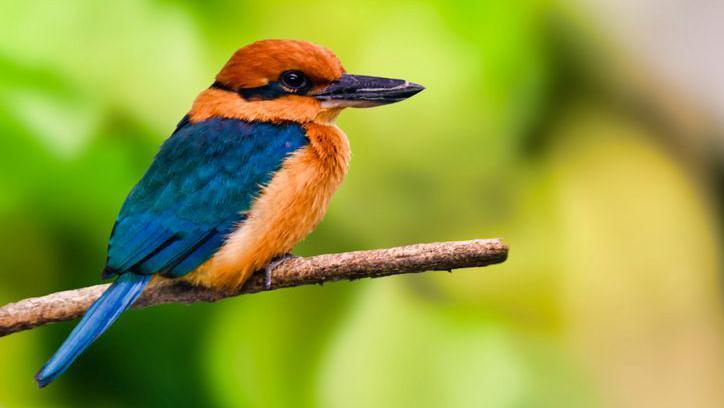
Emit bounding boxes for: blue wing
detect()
[103,117,308,279]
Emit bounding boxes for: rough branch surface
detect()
[0,239,508,337]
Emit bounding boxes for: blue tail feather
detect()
[35,273,152,387]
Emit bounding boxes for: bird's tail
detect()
[35,273,152,387]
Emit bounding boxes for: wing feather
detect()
[103,117,308,279]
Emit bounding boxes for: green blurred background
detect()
[2,0,723,407]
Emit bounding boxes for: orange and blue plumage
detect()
[104,118,308,278]
[35,39,423,387]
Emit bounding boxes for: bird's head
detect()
[189,39,424,124]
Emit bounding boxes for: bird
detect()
[34,39,423,387]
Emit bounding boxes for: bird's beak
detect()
[315,74,424,108]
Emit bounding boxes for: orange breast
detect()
[182,122,350,290]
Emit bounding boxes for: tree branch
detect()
[0,239,508,337]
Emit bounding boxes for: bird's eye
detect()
[280,70,308,91]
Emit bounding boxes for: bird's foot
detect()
[264,253,298,290]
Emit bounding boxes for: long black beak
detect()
[315,74,424,108]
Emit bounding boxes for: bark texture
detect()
[0,239,508,337]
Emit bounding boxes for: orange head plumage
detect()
[216,40,345,89]
[189,39,423,124]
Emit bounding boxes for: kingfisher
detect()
[35,39,423,387]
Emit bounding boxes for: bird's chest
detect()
[184,123,350,289]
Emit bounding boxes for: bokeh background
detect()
[2,0,724,407]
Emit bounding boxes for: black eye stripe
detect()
[210,81,235,92]
[239,83,286,100]
[209,71,312,101]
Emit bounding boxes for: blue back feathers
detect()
[105,117,309,278]
[36,117,309,387]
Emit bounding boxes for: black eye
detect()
[280,70,308,90]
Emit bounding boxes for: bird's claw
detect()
[263,253,297,290]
